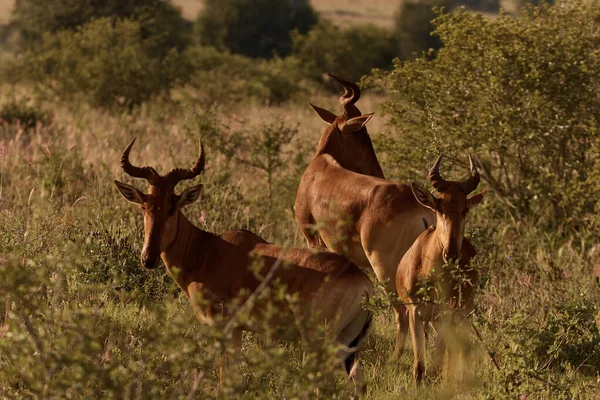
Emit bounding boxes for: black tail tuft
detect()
[343,312,372,374]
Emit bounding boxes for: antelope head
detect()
[114,138,204,269]
[411,156,487,264]
[311,74,383,177]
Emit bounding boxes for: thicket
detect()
[364,3,600,393]
[6,0,191,109]
[196,0,317,59]
[10,0,191,53]
[14,18,187,109]
[291,22,396,83]
[369,0,600,234]
[185,47,303,105]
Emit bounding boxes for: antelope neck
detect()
[161,211,216,292]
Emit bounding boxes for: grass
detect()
[0,1,599,398]
[1,82,598,398]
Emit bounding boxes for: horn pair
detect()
[328,73,361,118]
[120,137,205,186]
[429,155,480,193]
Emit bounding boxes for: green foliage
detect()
[292,22,396,82]
[2,1,600,396]
[238,119,300,207]
[186,107,308,239]
[0,218,348,398]
[80,210,178,302]
[15,18,187,109]
[393,0,457,60]
[186,46,303,105]
[10,0,191,53]
[0,100,50,129]
[196,0,317,59]
[370,0,600,233]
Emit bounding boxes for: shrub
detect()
[292,22,396,82]
[393,0,458,60]
[0,101,50,129]
[186,46,303,105]
[15,18,187,109]
[369,1,600,233]
[10,0,191,53]
[196,0,317,59]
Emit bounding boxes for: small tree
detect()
[370,0,600,232]
[15,18,186,109]
[196,0,317,59]
[291,22,396,82]
[10,0,191,53]
[393,0,458,59]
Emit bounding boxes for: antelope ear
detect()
[411,182,436,211]
[114,180,145,204]
[467,188,487,208]
[179,184,203,208]
[340,113,373,133]
[310,102,337,124]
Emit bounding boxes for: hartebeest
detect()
[396,155,485,383]
[113,138,373,393]
[296,86,436,356]
[310,74,384,179]
[297,74,385,249]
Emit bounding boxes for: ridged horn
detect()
[328,73,361,118]
[428,155,449,191]
[120,137,161,185]
[165,141,205,185]
[460,155,480,194]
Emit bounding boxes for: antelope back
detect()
[310,74,384,178]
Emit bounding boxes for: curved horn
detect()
[328,73,361,118]
[460,155,480,194]
[165,140,205,185]
[428,155,449,191]
[120,137,161,185]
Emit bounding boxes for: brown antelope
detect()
[296,74,385,250]
[295,77,435,356]
[396,155,486,383]
[310,74,384,179]
[113,138,373,393]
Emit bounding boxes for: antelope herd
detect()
[115,75,486,394]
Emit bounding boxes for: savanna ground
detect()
[1,0,600,398]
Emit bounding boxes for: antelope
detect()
[310,74,384,179]
[113,138,373,394]
[296,74,385,250]
[295,76,435,356]
[396,155,485,383]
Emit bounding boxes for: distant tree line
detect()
[1,0,555,109]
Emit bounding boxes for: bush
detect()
[15,18,188,109]
[393,0,458,60]
[0,101,50,129]
[292,22,396,82]
[196,0,317,59]
[369,1,600,233]
[10,0,191,53]
[186,46,303,105]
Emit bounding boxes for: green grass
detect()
[0,86,598,398]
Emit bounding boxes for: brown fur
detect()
[309,74,385,179]
[114,139,373,394]
[295,154,434,357]
[395,157,486,383]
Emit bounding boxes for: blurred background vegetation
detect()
[0,0,598,398]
